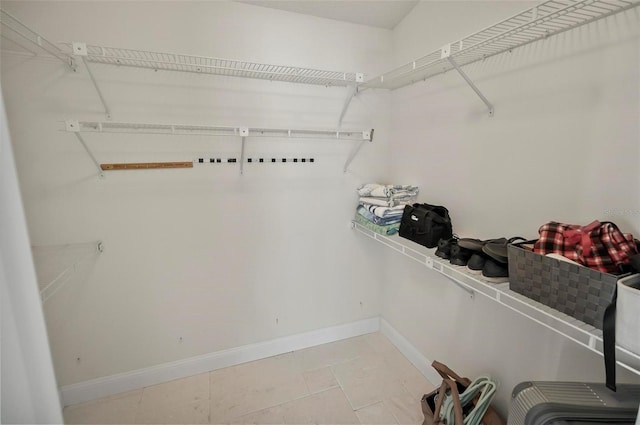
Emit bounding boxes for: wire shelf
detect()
[68,120,372,141]
[31,241,103,303]
[0,8,74,68]
[362,0,640,90]
[63,43,360,87]
[351,220,640,377]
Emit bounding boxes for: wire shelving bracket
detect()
[0,8,76,70]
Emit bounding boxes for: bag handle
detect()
[603,284,617,391]
[433,378,464,425]
[432,361,472,386]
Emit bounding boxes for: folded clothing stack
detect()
[354,183,419,235]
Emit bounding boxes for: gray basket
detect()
[507,242,622,330]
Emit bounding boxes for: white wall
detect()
[1,1,392,388]
[383,0,640,415]
[1,88,63,424]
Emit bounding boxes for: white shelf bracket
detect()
[239,127,248,175]
[441,45,494,117]
[337,73,362,130]
[343,129,373,173]
[73,42,112,120]
[66,120,105,179]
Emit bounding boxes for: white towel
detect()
[361,203,407,218]
[357,183,419,199]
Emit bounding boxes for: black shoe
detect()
[482,237,527,264]
[450,244,473,266]
[467,252,488,274]
[481,258,509,283]
[435,236,458,260]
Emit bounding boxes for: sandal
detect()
[482,237,527,264]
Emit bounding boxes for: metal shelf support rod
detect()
[343,129,373,173]
[447,56,495,117]
[337,84,358,129]
[239,133,247,175]
[72,132,104,178]
[81,55,112,119]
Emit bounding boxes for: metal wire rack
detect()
[351,220,640,377]
[63,43,361,88]
[68,120,371,141]
[0,9,75,68]
[362,0,640,90]
[64,120,373,176]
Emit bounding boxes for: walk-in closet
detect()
[2,0,639,424]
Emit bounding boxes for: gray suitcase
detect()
[508,381,640,425]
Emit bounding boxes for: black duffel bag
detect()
[399,203,453,248]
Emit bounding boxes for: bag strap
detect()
[431,361,472,386]
[603,283,618,391]
[433,378,464,425]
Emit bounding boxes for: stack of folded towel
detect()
[354,183,419,235]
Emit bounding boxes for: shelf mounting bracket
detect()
[65,120,105,179]
[337,75,362,129]
[239,127,248,175]
[441,44,494,117]
[72,42,112,120]
[343,129,373,173]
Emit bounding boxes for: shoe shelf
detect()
[351,220,640,377]
[31,241,103,303]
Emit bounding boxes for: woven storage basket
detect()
[507,242,622,330]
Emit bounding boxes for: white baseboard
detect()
[61,316,440,407]
[60,317,381,407]
[380,318,441,386]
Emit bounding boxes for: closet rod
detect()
[64,120,374,142]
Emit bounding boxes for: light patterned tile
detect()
[235,405,285,424]
[332,354,407,410]
[302,366,338,394]
[364,332,399,356]
[63,389,142,424]
[294,337,373,371]
[139,372,209,409]
[135,398,209,424]
[383,387,424,425]
[355,401,399,425]
[280,387,359,424]
[381,349,435,399]
[210,354,309,423]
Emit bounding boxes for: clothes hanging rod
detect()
[62,43,362,88]
[64,120,373,141]
[362,0,640,90]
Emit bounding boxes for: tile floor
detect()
[63,332,436,424]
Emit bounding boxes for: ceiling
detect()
[235,0,420,30]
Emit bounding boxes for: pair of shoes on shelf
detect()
[435,236,474,266]
[457,237,526,283]
[435,236,458,260]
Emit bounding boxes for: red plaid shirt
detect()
[534,221,638,274]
